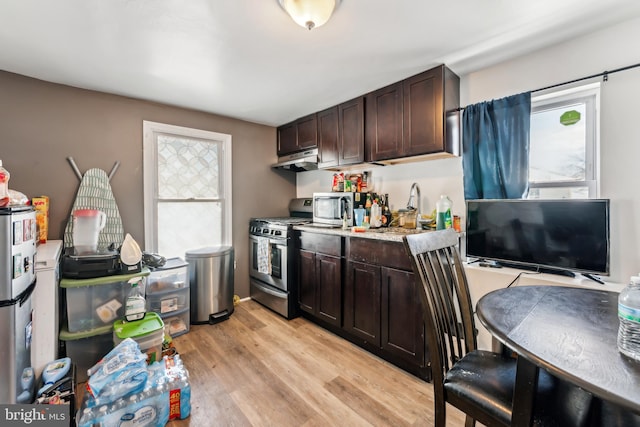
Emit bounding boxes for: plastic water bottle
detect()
[617,276,640,361]
[167,354,191,420]
[370,200,382,228]
[179,372,192,419]
[77,407,95,427]
[94,405,109,425]
[436,195,453,230]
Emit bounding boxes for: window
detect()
[528,83,600,199]
[143,121,232,259]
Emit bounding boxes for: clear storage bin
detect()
[113,312,164,364]
[147,258,188,294]
[61,270,150,333]
[146,287,189,314]
[59,324,113,383]
[162,308,190,338]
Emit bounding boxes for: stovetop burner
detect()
[250,197,314,228]
[251,217,312,226]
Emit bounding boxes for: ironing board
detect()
[63,167,125,249]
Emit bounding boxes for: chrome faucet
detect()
[407,182,421,228]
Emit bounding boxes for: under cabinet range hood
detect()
[271,148,318,172]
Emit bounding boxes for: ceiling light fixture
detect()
[278,0,342,31]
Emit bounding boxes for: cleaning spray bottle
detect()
[125,276,146,322]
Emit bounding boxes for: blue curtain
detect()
[462,92,531,199]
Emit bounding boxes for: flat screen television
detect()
[465,199,610,277]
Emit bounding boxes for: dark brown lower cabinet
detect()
[380,266,425,366]
[344,261,381,346]
[297,233,342,328]
[314,253,341,325]
[297,231,430,380]
[344,261,425,366]
[298,249,317,314]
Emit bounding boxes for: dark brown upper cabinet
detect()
[318,97,364,169]
[317,106,339,167]
[364,82,403,161]
[277,64,458,168]
[277,113,318,156]
[403,69,442,156]
[366,64,460,162]
[339,97,365,166]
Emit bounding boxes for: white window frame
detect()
[529,82,600,198]
[142,121,232,253]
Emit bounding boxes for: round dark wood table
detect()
[476,285,640,426]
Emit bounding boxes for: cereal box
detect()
[32,196,49,244]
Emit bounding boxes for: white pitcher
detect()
[72,209,106,254]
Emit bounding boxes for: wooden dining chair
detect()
[403,229,564,427]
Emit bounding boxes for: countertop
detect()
[293,224,432,242]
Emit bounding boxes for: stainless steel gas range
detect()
[248,198,312,319]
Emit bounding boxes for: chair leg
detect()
[435,397,446,427]
[464,415,476,427]
[435,407,446,427]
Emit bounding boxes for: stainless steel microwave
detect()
[312,192,369,227]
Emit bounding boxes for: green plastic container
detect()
[60,269,150,333]
[113,312,164,363]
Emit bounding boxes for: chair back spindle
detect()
[403,230,477,403]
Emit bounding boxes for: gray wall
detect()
[0,70,296,297]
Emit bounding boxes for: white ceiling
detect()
[2,0,640,127]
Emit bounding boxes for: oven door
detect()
[249,234,288,292]
[250,278,290,318]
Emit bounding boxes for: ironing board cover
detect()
[63,168,125,249]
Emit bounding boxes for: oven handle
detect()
[249,234,287,247]
[341,196,351,217]
[252,280,286,298]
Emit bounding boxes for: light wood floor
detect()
[166,299,467,427]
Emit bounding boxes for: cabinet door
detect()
[344,261,381,346]
[365,82,403,162]
[339,97,364,166]
[316,253,342,327]
[277,122,298,156]
[296,113,318,150]
[298,249,316,314]
[317,106,339,168]
[380,267,425,366]
[403,66,444,156]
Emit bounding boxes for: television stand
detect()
[496,261,577,278]
[538,267,575,278]
[478,260,502,269]
[582,273,605,285]
[491,262,605,284]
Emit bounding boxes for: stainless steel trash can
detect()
[185,246,234,324]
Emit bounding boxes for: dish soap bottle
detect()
[125,277,146,322]
[342,209,349,230]
[436,195,453,230]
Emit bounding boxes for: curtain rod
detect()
[531,62,640,93]
[457,62,640,111]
